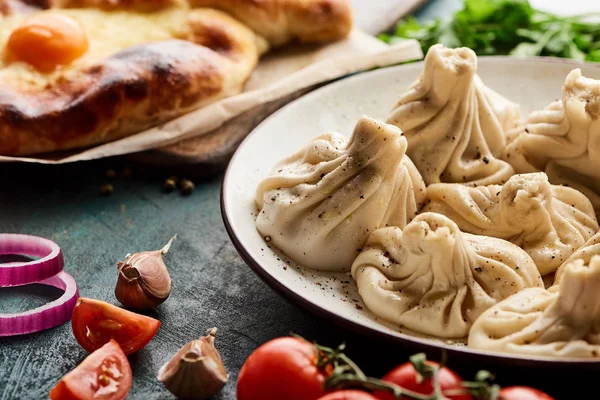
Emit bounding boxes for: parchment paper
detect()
[0,32,422,164]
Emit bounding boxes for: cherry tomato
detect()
[50,340,132,400]
[499,386,554,400]
[6,13,88,71]
[375,361,471,400]
[237,337,329,400]
[72,298,160,355]
[318,391,378,400]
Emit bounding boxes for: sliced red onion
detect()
[0,234,64,287]
[0,271,79,337]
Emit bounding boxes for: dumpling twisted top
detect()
[423,173,599,275]
[386,44,517,186]
[255,116,426,271]
[351,212,543,338]
[469,255,600,358]
[504,69,600,216]
[554,229,600,285]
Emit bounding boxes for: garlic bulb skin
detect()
[115,235,175,311]
[158,328,228,400]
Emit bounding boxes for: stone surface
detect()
[1,158,596,400]
[1,1,597,399]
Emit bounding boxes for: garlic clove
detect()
[115,235,175,311]
[158,328,228,400]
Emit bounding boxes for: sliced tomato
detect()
[50,340,132,400]
[72,297,160,354]
[318,390,378,400]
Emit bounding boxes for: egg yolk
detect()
[6,13,89,72]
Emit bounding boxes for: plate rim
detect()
[222,56,600,366]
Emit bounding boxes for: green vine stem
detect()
[311,340,456,400]
[293,334,500,400]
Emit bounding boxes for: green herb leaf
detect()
[516,28,543,42]
[381,0,600,63]
[567,42,587,61]
[394,16,424,38]
[377,33,393,44]
[475,370,495,382]
[510,42,540,56]
[587,50,600,62]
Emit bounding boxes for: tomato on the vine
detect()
[318,390,378,400]
[237,337,329,400]
[499,386,554,400]
[375,361,472,400]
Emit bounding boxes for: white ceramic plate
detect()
[222,57,600,366]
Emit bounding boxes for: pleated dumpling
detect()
[422,173,599,275]
[351,212,543,338]
[504,69,600,215]
[554,230,600,285]
[483,83,522,134]
[469,256,600,358]
[255,116,426,272]
[386,44,516,186]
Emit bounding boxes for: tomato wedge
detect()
[72,297,160,354]
[50,340,132,400]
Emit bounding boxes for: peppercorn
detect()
[163,177,177,193]
[179,179,195,195]
[99,184,114,196]
[121,167,133,178]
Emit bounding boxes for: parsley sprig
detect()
[379,0,600,62]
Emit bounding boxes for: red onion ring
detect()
[0,234,64,287]
[0,271,79,337]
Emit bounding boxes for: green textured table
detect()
[0,1,595,399]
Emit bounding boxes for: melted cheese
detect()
[0,8,190,89]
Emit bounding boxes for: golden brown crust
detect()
[0,8,265,156]
[0,0,350,156]
[187,9,269,69]
[0,41,230,155]
[49,0,185,12]
[187,0,353,46]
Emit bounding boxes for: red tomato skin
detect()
[375,361,472,400]
[499,387,555,400]
[318,390,378,400]
[71,298,160,354]
[49,382,80,400]
[50,340,132,400]
[237,337,328,400]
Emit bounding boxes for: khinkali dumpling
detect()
[504,69,600,215]
[422,173,599,275]
[351,212,543,338]
[554,230,600,285]
[386,44,516,185]
[469,256,600,358]
[483,84,522,134]
[255,116,426,272]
